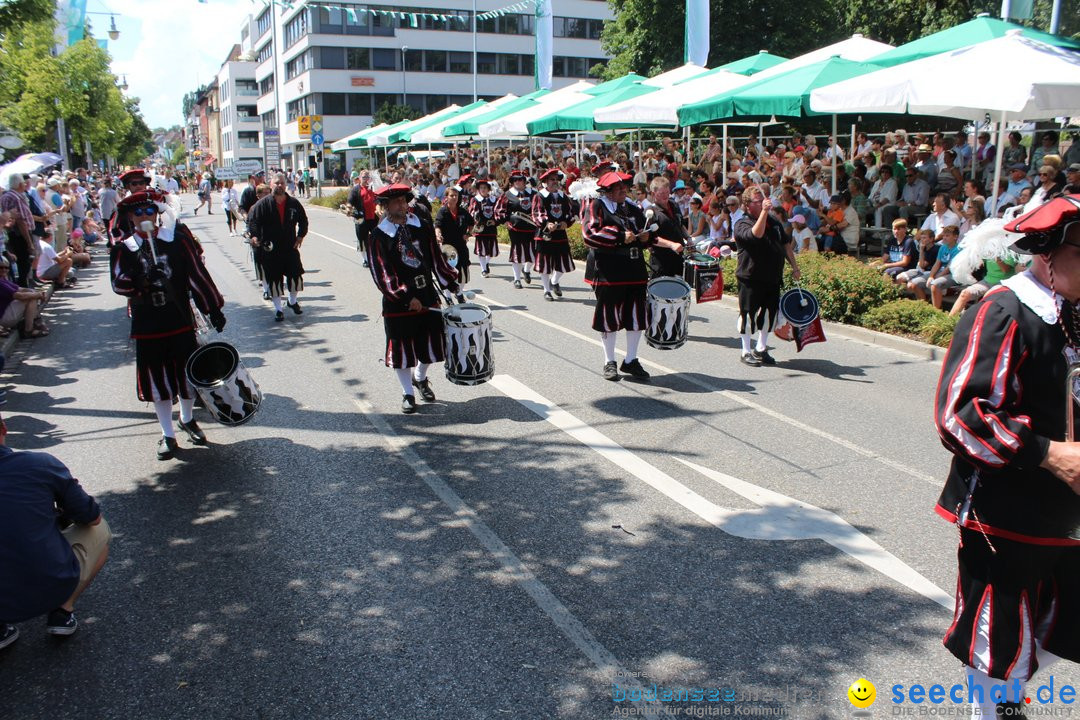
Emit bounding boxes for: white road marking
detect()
[476,294,938,486]
[350,396,656,714]
[308,229,354,251]
[490,374,951,611]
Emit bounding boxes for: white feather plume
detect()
[569,177,599,203]
[950,218,1023,285]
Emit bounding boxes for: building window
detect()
[404,48,422,72]
[256,8,271,38]
[259,76,274,97]
[449,51,471,74]
[321,46,345,69]
[286,50,311,80]
[371,48,396,71]
[554,56,603,78]
[236,80,259,97]
[237,105,258,120]
[347,47,370,70]
[554,17,604,39]
[476,52,495,75]
[424,49,447,73]
[262,109,278,128]
[238,131,261,149]
[256,42,272,64]
[284,10,309,49]
[348,94,372,115]
[318,7,344,33]
[286,97,313,122]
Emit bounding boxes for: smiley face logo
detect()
[848,678,876,709]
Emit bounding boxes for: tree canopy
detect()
[600,0,1077,80]
[0,16,153,166]
[374,102,422,126]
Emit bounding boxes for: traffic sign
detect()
[311,115,323,133]
[311,132,324,147]
[298,115,311,137]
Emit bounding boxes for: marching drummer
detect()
[366,183,460,414]
[531,169,577,302]
[581,171,654,381]
[109,191,226,460]
[498,170,537,289]
[733,186,800,367]
[648,176,692,279]
[434,183,474,301]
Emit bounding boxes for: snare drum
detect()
[185,342,262,425]
[444,303,494,385]
[683,253,720,301]
[646,277,691,350]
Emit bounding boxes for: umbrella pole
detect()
[831,115,837,196]
[721,124,727,180]
[990,112,1007,216]
[850,123,856,159]
[970,121,978,181]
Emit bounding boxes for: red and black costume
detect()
[110,196,224,402]
[498,176,536,265]
[468,186,502,260]
[582,187,655,332]
[367,209,459,369]
[435,199,474,284]
[531,183,577,275]
[934,196,1080,685]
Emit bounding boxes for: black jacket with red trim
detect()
[581,196,654,286]
[935,276,1080,543]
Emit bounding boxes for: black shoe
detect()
[752,349,776,366]
[619,358,651,379]
[178,419,207,446]
[208,211,213,215]
[456,294,466,304]
[362,260,370,268]
[412,377,435,402]
[262,291,270,301]
[523,272,532,284]
[602,361,619,381]
[0,624,18,650]
[275,310,284,322]
[46,608,77,636]
[401,394,417,414]
[194,208,198,215]
[552,283,563,297]
[740,352,762,367]
[513,280,522,289]
[157,435,179,460]
[481,268,490,277]
[543,291,554,301]
[288,301,303,315]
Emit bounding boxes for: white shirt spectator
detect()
[36,238,58,276]
[98,187,119,219]
[220,187,239,211]
[792,226,816,253]
[800,181,830,210]
[869,177,898,207]
[921,208,961,238]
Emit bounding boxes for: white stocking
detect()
[625,331,643,362]
[272,296,283,312]
[540,274,554,293]
[414,363,430,382]
[479,257,490,272]
[179,397,195,424]
[601,332,617,363]
[756,328,770,353]
[740,333,754,355]
[525,261,533,274]
[153,400,175,438]
[552,270,563,285]
[511,262,523,281]
[395,368,414,395]
[287,290,298,305]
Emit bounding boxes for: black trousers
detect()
[354,219,376,253]
[11,240,32,288]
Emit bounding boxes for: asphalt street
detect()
[2,194,1076,719]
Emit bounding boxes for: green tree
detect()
[374,102,421,126]
[0,0,53,37]
[116,97,154,166]
[182,87,207,119]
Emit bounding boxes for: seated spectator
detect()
[869,165,898,228]
[0,410,111,647]
[36,234,74,288]
[848,179,871,226]
[1028,164,1065,210]
[891,168,931,224]
[956,198,987,240]
[911,225,962,309]
[914,144,939,190]
[66,229,92,268]
[935,150,963,197]
[897,228,940,289]
[921,193,961,240]
[790,214,816,253]
[872,219,918,282]
[1006,163,1033,198]
[1067,162,1080,194]
[687,196,708,246]
[0,256,47,339]
[706,198,729,247]
[819,194,851,253]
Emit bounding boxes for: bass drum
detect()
[185,342,262,425]
[645,276,691,350]
[444,303,494,386]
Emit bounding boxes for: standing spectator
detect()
[974,132,996,186]
[98,178,119,234]
[1001,131,1027,170]
[347,170,377,268]
[935,150,963,198]
[66,179,87,232]
[1029,131,1059,178]
[220,180,240,236]
[300,167,310,198]
[1,174,36,287]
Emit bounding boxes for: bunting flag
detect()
[248,0,542,25]
[534,0,552,90]
[684,0,709,66]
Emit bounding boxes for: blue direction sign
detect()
[311,131,324,147]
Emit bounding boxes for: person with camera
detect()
[110,191,226,460]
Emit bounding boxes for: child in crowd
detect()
[910,225,961,308]
[872,218,917,282]
[896,228,939,288]
[790,213,815,253]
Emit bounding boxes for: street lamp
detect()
[85,12,121,41]
[401,45,408,108]
[118,74,128,91]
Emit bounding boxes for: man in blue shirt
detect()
[0,412,111,648]
[1006,163,1034,199]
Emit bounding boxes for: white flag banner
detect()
[685,0,709,66]
[535,0,553,90]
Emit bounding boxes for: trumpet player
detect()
[467,178,501,278]
[498,170,536,289]
[934,194,1080,718]
[110,192,226,460]
[531,169,577,301]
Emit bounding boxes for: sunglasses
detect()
[132,206,158,216]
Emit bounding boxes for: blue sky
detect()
[95,0,254,129]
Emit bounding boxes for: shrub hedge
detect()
[310,189,349,209]
[861,299,945,336]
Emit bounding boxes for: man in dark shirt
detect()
[733,185,800,366]
[347,171,377,269]
[0,412,110,647]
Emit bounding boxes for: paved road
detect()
[2,195,1074,719]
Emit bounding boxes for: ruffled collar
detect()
[1001,270,1059,325]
